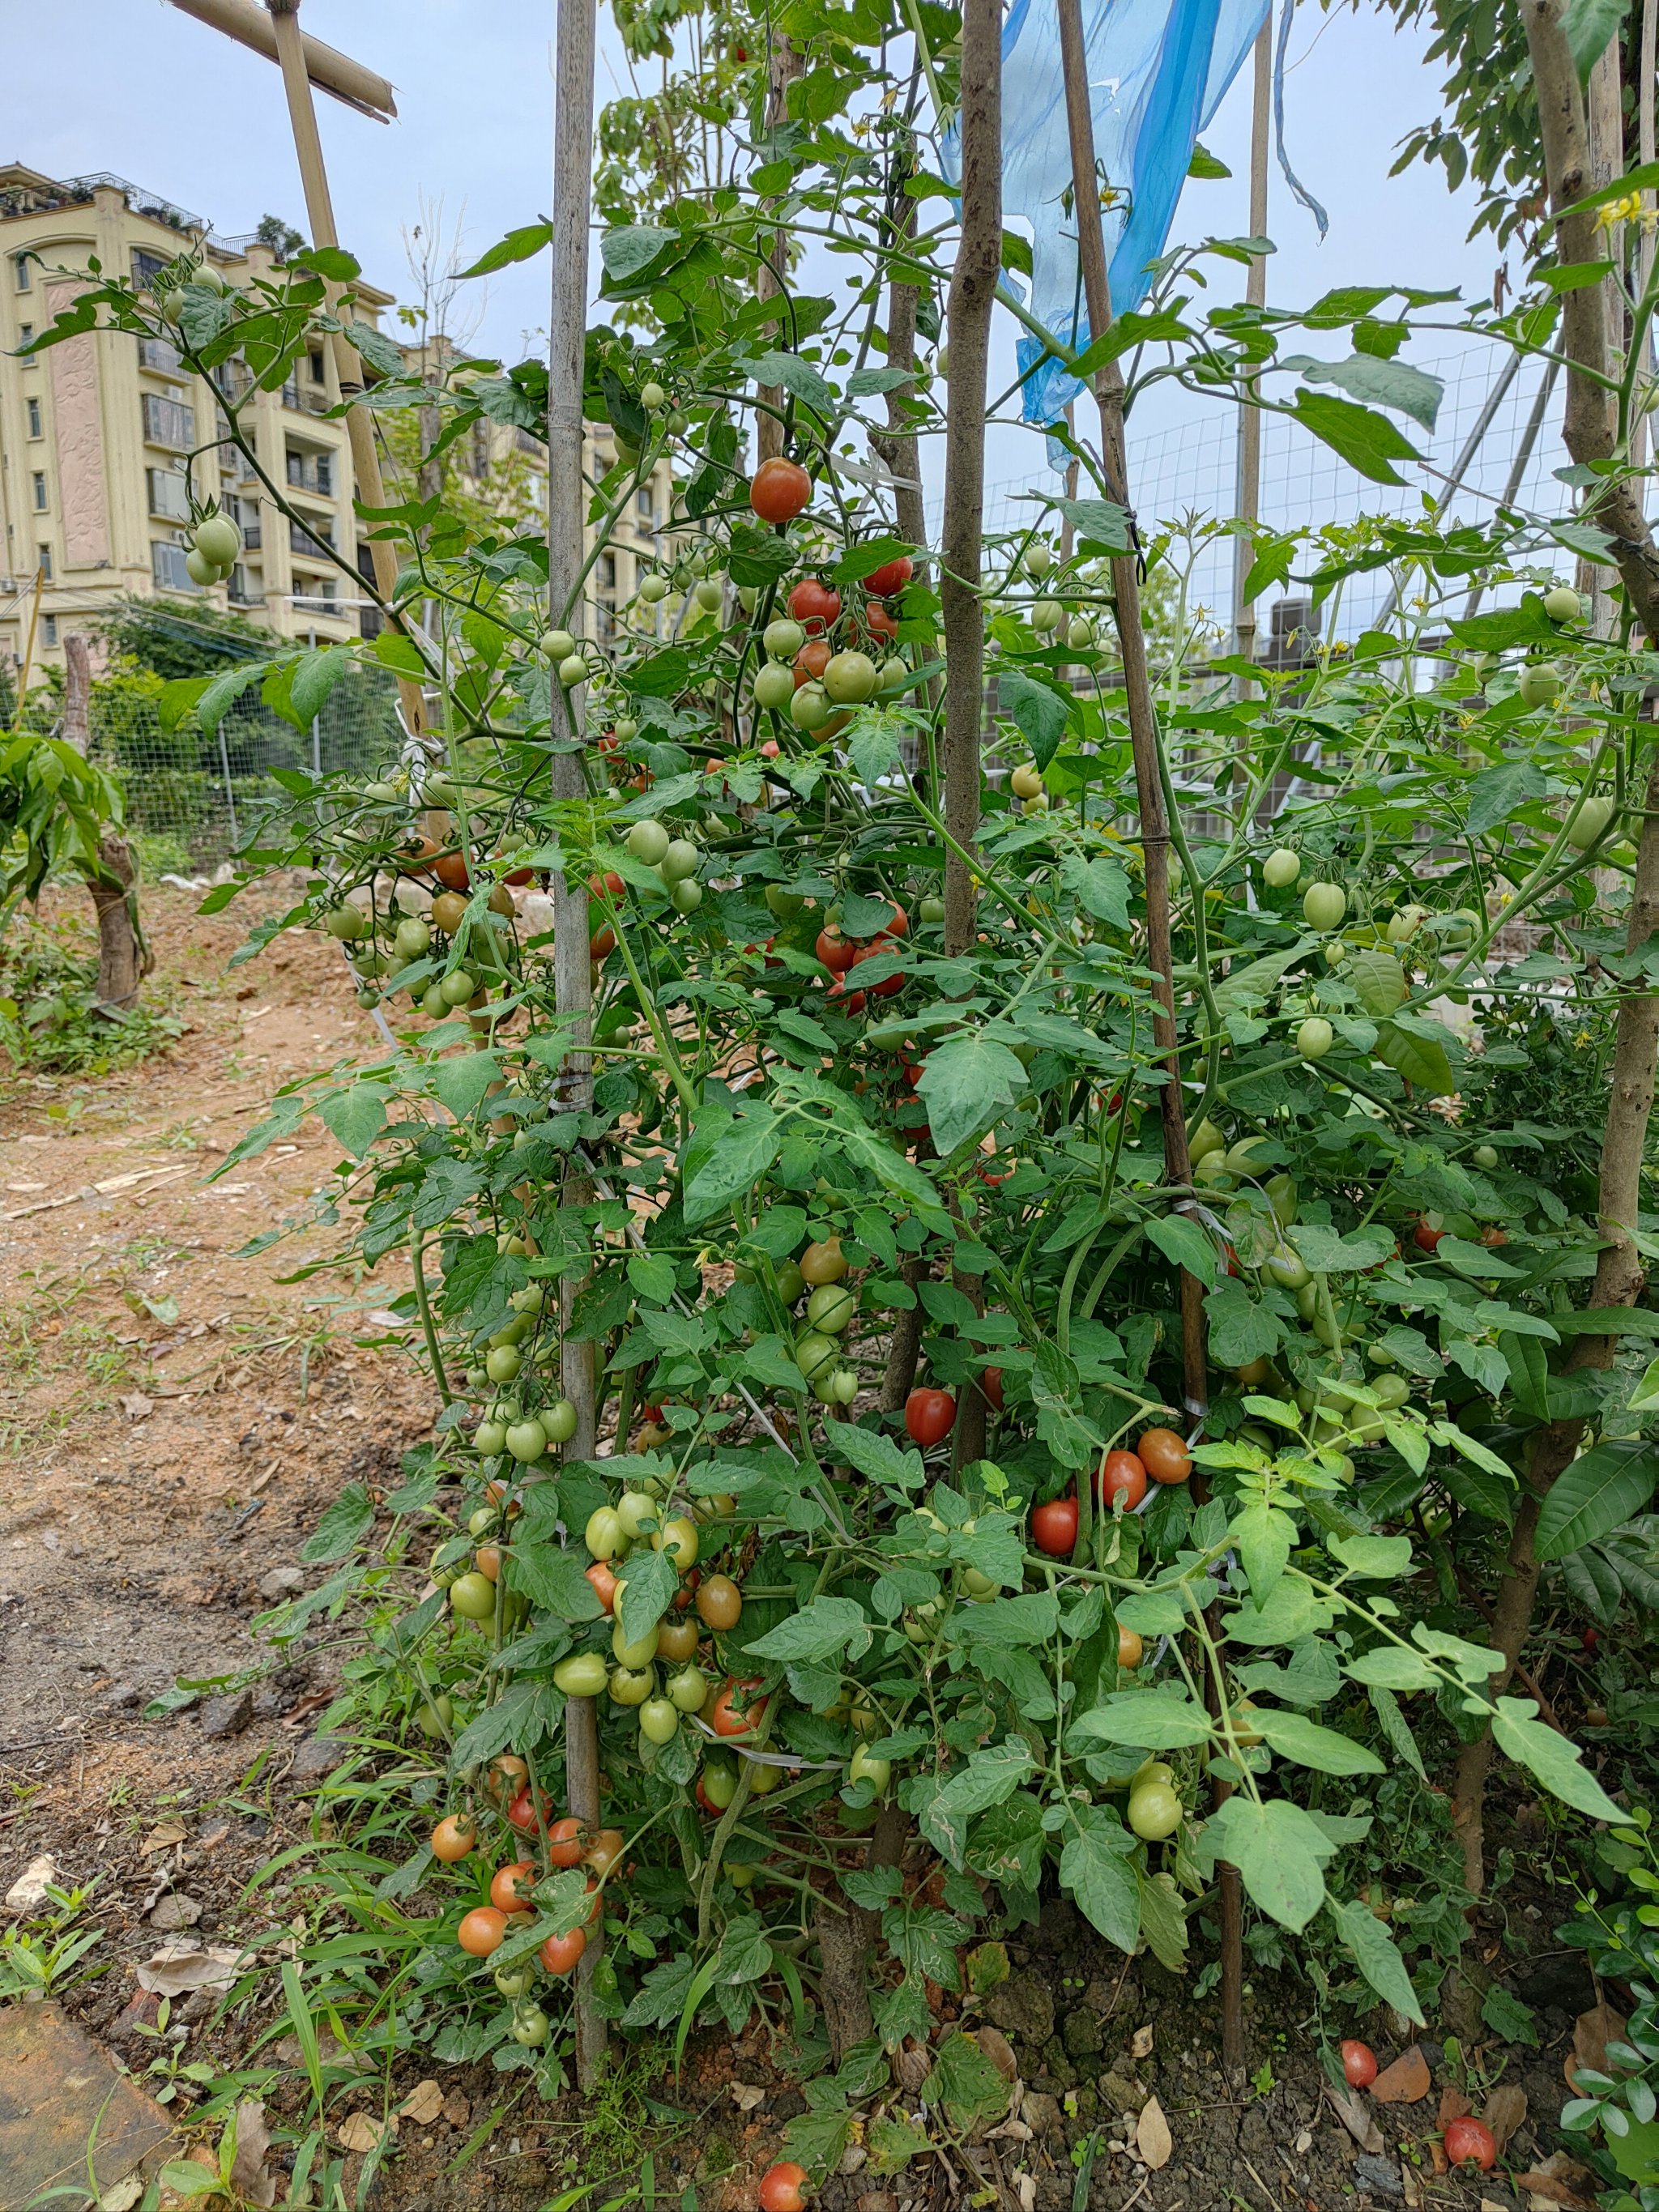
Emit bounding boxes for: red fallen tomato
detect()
[905,1387,957,1447]
[817,925,857,974]
[710,1677,767,1738]
[980,1366,1004,1413]
[1583,1625,1601,1649]
[749,456,811,524]
[587,870,625,901]
[1443,2117,1496,2172]
[1341,2039,1378,2088]
[758,2163,809,2212]
[851,944,904,997]
[538,1925,586,1975]
[862,554,913,599]
[433,851,471,893]
[864,601,899,641]
[585,1561,619,1613]
[789,578,842,632]
[590,925,617,960]
[547,1816,586,1868]
[1096,1449,1148,1512]
[793,638,833,687]
[1137,1428,1192,1485]
[491,1860,537,1914]
[1031,1494,1079,1556]
[506,1786,552,1837]
[1414,1218,1444,1252]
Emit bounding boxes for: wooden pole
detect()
[17,568,45,703]
[167,0,396,117]
[548,0,606,2089]
[1056,0,1236,2075]
[940,0,1002,1476]
[1636,0,1656,474]
[754,36,805,466]
[1230,23,1273,691]
[264,0,425,735]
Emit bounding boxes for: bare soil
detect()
[0,892,1590,2212]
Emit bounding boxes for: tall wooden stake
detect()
[1056,0,1239,2077]
[940,0,1002,1475]
[265,0,425,735]
[548,0,605,2088]
[755,35,805,465]
[1230,22,1273,690]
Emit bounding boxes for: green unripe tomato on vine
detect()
[806,1282,855,1334]
[848,1745,891,1794]
[1296,1016,1333,1060]
[542,1398,578,1445]
[765,884,804,920]
[694,578,723,612]
[609,1664,655,1707]
[1568,795,1616,850]
[639,1697,680,1744]
[1024,541,1054,578]
[475,1420,507,1457]
[394,918,432,961]
[543,629,576,661]
[628,819,670,865]
[558,653,587,687]
[639,575,668,603]
[485,1345,522,1383]
[1261,847,1299,889]
[1517,661,1560,708]
[553,1652,608,1696]
[791,683,832,731]
[753,661,795,712]
[659,838,699,884]
[672,878,703,915]
[448,1571,497,1622]
[1030,599,1063,634]
[919,895,945,924]
[1473,1143,1499,1170]
[1302,882,1347,931]
[876,657,910,692]
[764,618,806,658]
[1065,614,1094,650]
[325,906,369,941]
[823,650,878,704]
[1543,584,1581,623]
[640,381,667,411]
[420,984,450,1018]
[505,1417,548,1463]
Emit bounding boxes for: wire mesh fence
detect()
[980,343,1570,641]
[14,664,406,878]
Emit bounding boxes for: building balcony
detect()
[280,378,332,417]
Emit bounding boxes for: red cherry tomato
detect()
[1444,2117,1496,2172]
[546,1816,586,1869]
[905,1387,957,1448]
[586,870,625,901]
[861,555,913,599]
[490,1860,537,1915]
[1341,2039,1377,2088]
[1031,1494,1079,1556]
[789,578,842,633]
[590,925,617,960]
[826,978,867,1016]
[1583,1625,1601,1649]
[433,851,471,893]
[864,600,899,641]
[1414,1218,1444,1252]
[816,925,857,974]
[538,1925,587,1975]
[1096,1449,1148,1513]
[585,1562,619,1613]
[1137,1427,1192,1485]
[710,1677,768,1738]
[505,1787,552,1837]
[851,944,904,997]
[875,902,908,940]
[758,2164,809,2212]
[457,1906,508,1957]
[792,638,833,687]
[979,1366,1004,1413]
[749,457,811,524]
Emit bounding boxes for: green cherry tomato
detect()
[667,1664,707,1712]
[848,1745,891,1795]
[753,661,796,712]
[1128,1780,1183,1839]
[612,1620,660,1668]
[1296,1016,1333,1061]
[805,1282,855,1335]
[1302,882,1347,931]
[552,1651,609,1696]
[627,819,670,866]
[1262,847,1300,889]
[505,1417,548,1464]
[486,1345,522,1384]
[609,1664,655,1707]
[474,1420,507,1457]
[639,1697,680,1745]
[511,2004,550,2047]
[448,1571,497,1622]
[542,1398,578,1446]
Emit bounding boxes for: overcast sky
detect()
[10,1,1496,358]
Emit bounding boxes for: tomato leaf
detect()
[1331,1897,1425,2023]
[1535,1441,1659,1560]
[915,1034,1027,1155]
[1254,1709,1384,1775]
[1060,1806,1141,1951]
[1201,1796,1334,1932]
[1491,1695,1623,1821]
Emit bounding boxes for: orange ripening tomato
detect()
[590,924,617,960]
[430,1814,476,1862]
[1137,1427,1192,1485]
[546,1816,586,1869]
[710,1677,767,1738]
[905,1387,956,1448]
[864,600,899,641]
[758,2164,809,2212]
[490,1860,537,1914]
[505,1786,552,1837]
[748,456,811,524]
[979,1366,1004,1413]
[538,1925,586,1975]
[816,926,857,974]
[433,851,471,893]
[793,638,833,687]
[457,1906,508,1957]
[587,870,625,901]
[585,1562,619,1613]
[1095,1449,1147,1512]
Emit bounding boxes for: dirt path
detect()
[0,884,433,1927]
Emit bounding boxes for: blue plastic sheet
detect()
[944,0,1272,438]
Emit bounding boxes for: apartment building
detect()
[0,164,676,692]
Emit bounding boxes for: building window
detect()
[141,394,196,450]
[138,334,185,375]
[290,517,335,555]
[132,249,168,292]
[308,349,326,385]
[25,397,41,438]
[151,539,200,593]
[41,615,57,646]
[637,486,655,524]
[32,471,46,511]
[146,467,190,522]
[316,452,332,495]
[599,552,617,593]
[19,324,32,345]
[37,544,53,582]
[14,253,31,292]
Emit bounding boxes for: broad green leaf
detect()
[830,535,914,584]
[616,1546,680,1645]
[684,1106,781,1225]
[1058,850,1132,926]
[1347,948,1405,1018]
[825,1421,924,1490]
[1291,389,1424,486]
[1234,1502,1296,1599]
[1367,1683,1427,1779]
[429,1051,501,1122]
[916,1034,1028,1155]
[925,2032,1013,2126]
[935,1741,1035,1817]
[301,1481,375,1562]
[1069,1691,1213,1749]
[1328,1532,1414,1580]
[1051,495,1132,550]
[996,671,1072,770]
[317,1082,387,1160]
[1287,1223,1396,1273]
[1145,1214,1219,1287]
[510,1545,603,1621]
[1204,1796,1333,1931]
[1535,1441,1659,1560]
[747,1596,871,1664]
[1254,1708,1383,1775]
[1373,1019,1456,1095]
[1491,1695,1623,1820]
[1331,1898,1424,2023]
[447,1679,543,1773]
[1293,352,1444,431]
[1466,758,1547,835]
[1060,1809,1141,1950]
[1563,0,1630,85]
[460,222,553,277]
[599,225,675,283]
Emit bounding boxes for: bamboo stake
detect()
[1055,0,1238,2076]
[755,35,805,465]
[264,0,426,735]
[1230,21,1273,694]
[940,0,1002,1475]
[547,0,605,2089]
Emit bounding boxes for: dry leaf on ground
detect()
[228,2099,277,2208]
[730,2082,767,2112]
[1324,2081,1384,2154]
[1572,2001,1627,2079]
[336,2112,390,2154]
[1372,2045,1432,2104]
[1135,2095,1172,2170]
[399,2079,445,2125]
[1131,2023,1154,2059]
[141,1819,188,1854]
[1438,2086,1473,2126]
[441,2090,471,2128]
[1482,2084,1528,2152]
[135,1939,244,1996]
